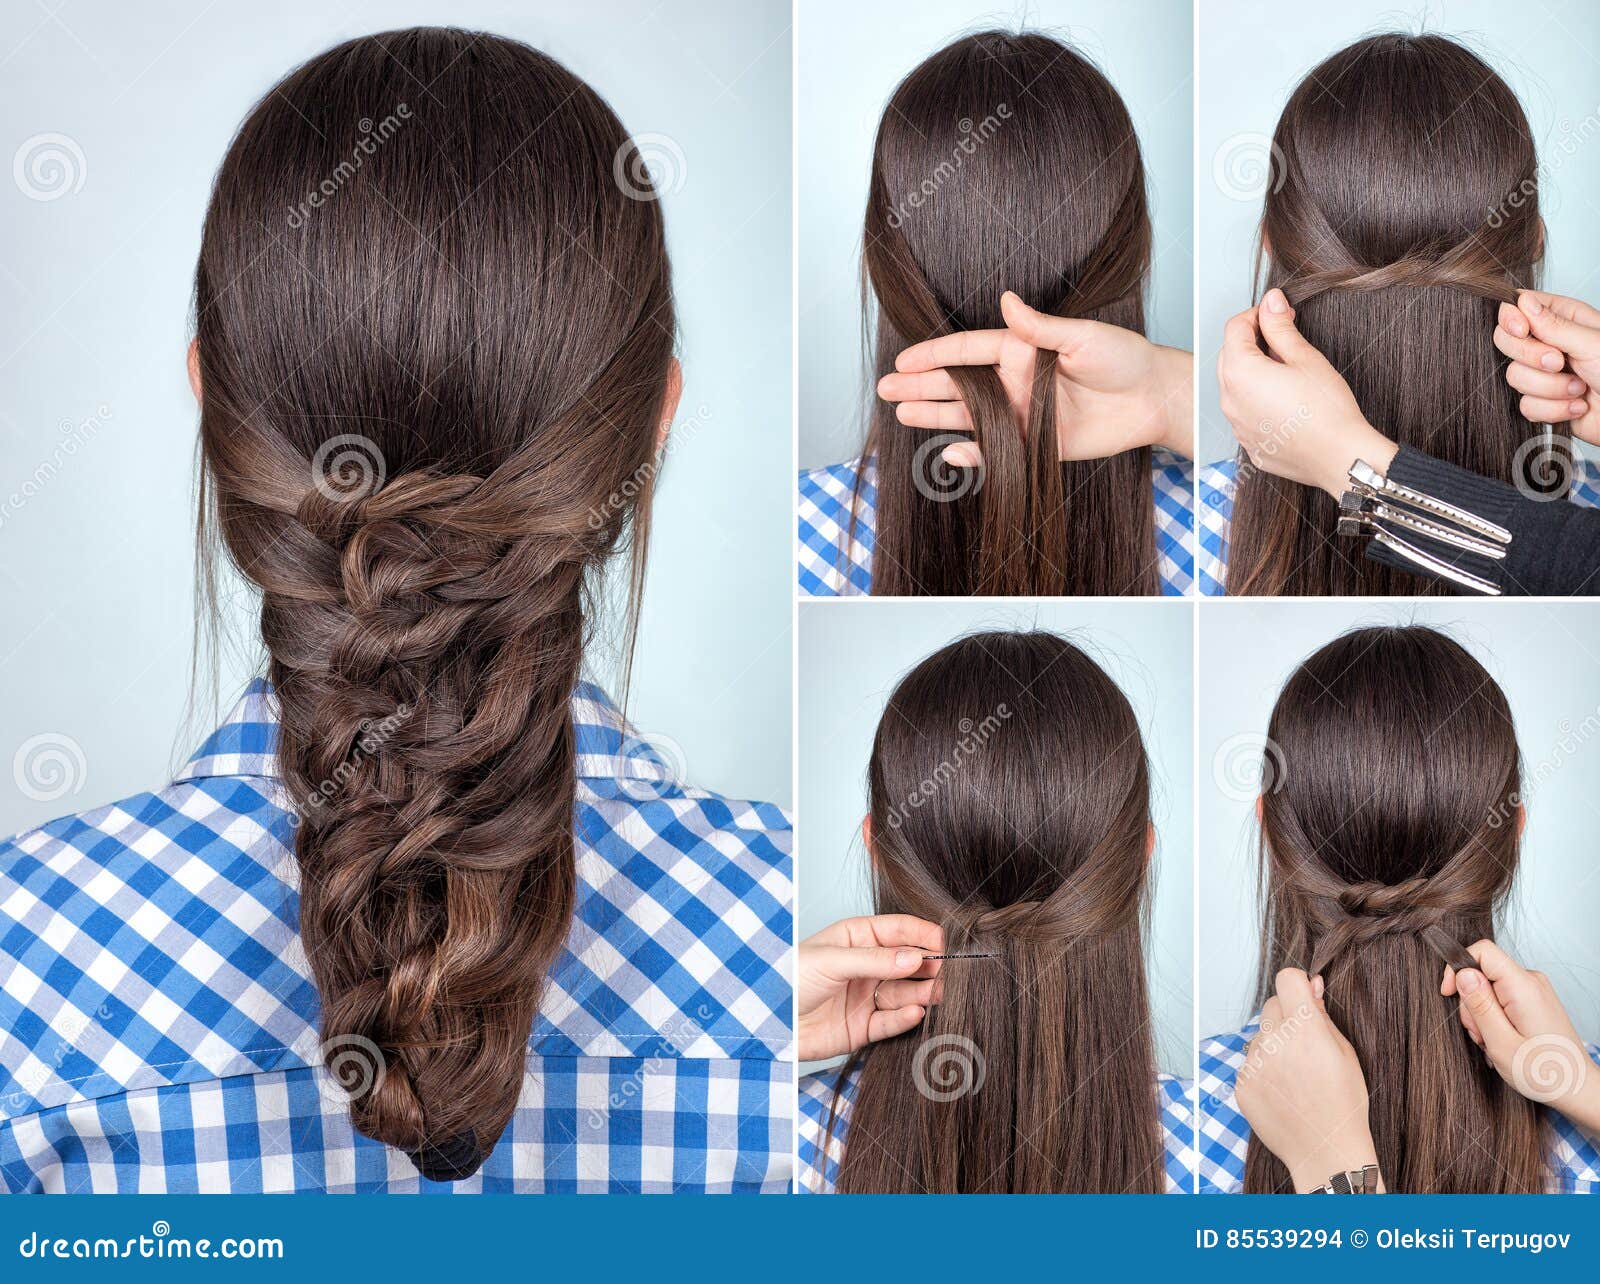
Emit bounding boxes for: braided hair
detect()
[195,28,676,1180]
[827,631,1164,1192]
[1228,33,1560,595]
[1244,625,1549,1192]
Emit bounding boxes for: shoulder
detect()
[1548,1043,1600,1192]
[1157,1072,1197,1193]
[797,1062,857,1193]
[0,750,311,1129]
[1150,449,1195,596]
[1570,456,1600,509]
[1197,1023,1254,1194]
[1196,458,1236,596]
[798,459,872,596]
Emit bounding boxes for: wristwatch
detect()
[1310,1164,1380,1194]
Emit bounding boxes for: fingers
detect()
[1219,306,1267,364]
[877,370,960,403]
[872,977,942,1010]
[1463,938,1526,986]
[895,400,973,431]
[807,943,932,985]
[1494,322,1568,373]
[1453,967,1521,1063]
[1521,290,1600,329]
[846,913,944,955]
[1519,290,1600,355]
[1273,966,1319,1020]
[894,329,1007,373]
[998,290,1099,357]
[866,1004,926,1043]
[1504,360,1587,402]
[1253,288,1318,364]
[941,440,982,469]
[1518,395,1588,424]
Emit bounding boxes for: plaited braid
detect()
[852,31,1159,597]
[194,29,677,1181]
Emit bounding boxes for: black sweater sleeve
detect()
[1364,446,1600,595]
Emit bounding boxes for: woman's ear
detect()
[861,813,874,863]
[1255,795,1264,824]
[187,339,202,406]
[1515,803,1527,839]
[657,357,683,453]
[1145,821,1156,861]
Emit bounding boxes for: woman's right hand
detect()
[1497,291,1600,442]
[1233,968,1382,1192]
[797,915,943,1062]
[1443,940,1600,1132]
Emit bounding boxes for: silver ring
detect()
[872,982,884,1010]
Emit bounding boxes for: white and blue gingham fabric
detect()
[796,1062,1197,1193]
[1197,455,1600,595]
[798,450,1196,597]
[1198,1018,1600,1193]
[0,679,793,1193]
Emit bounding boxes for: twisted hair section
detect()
[827,631,1164,1192]
[851,30,1158,596]
[1228,33,1562,595]
[195,28,675,1179]
[1245,626,1547,1192]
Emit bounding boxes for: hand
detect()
[1497,290,1600,445]
[797,915,943,1062]
[1442,939,1600,1132]
[1217,288,1397,498]
[877,290,1193,467]
[1233,968,1382,1193]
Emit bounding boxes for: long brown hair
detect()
[827,631,1164,1192]
[1245,626,1549,1192]
[851,31,1158,596]
[194,28,675,1180]
[1228,34,1561,596]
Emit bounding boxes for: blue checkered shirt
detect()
[1197,456,1600,595]
[0,680,793,1193]
[1198,1018,1600,1193]
[796,1062,1196,1192]
[797,450,1196,596]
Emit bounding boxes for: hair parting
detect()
[1245,626,1549,1192]
[826,631,1165,1192]
[194,27,675,1179]
[1228,33,1563,596]
[849,30,1159,596]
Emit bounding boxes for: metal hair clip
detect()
[921,952,998,961]
[1335,458,1507,596]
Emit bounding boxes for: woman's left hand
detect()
[1233,968,1383,1193]
[877,291,1193,466]
[798,915,943,1061]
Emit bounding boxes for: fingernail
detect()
[895,950,916,969]
[1458,970,1481,993]
[1542,352,1564,371]
[1573,400,1589,417]
[1525,296,1543,315]
[1569,378,1585,397]
[1264,288,1288,314]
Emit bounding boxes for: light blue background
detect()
[797,0,1195,469]
[799,599,1194,1077]
[0,0,793,835]
[1198,0,1600,464]
[1198,600,1600,1045]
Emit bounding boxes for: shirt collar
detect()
[174,677,677,791]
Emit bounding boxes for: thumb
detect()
[1000,289,1098,358]
[808,944,927,985]
[1255,288,1317,364]
[1454,968,1522,1064]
